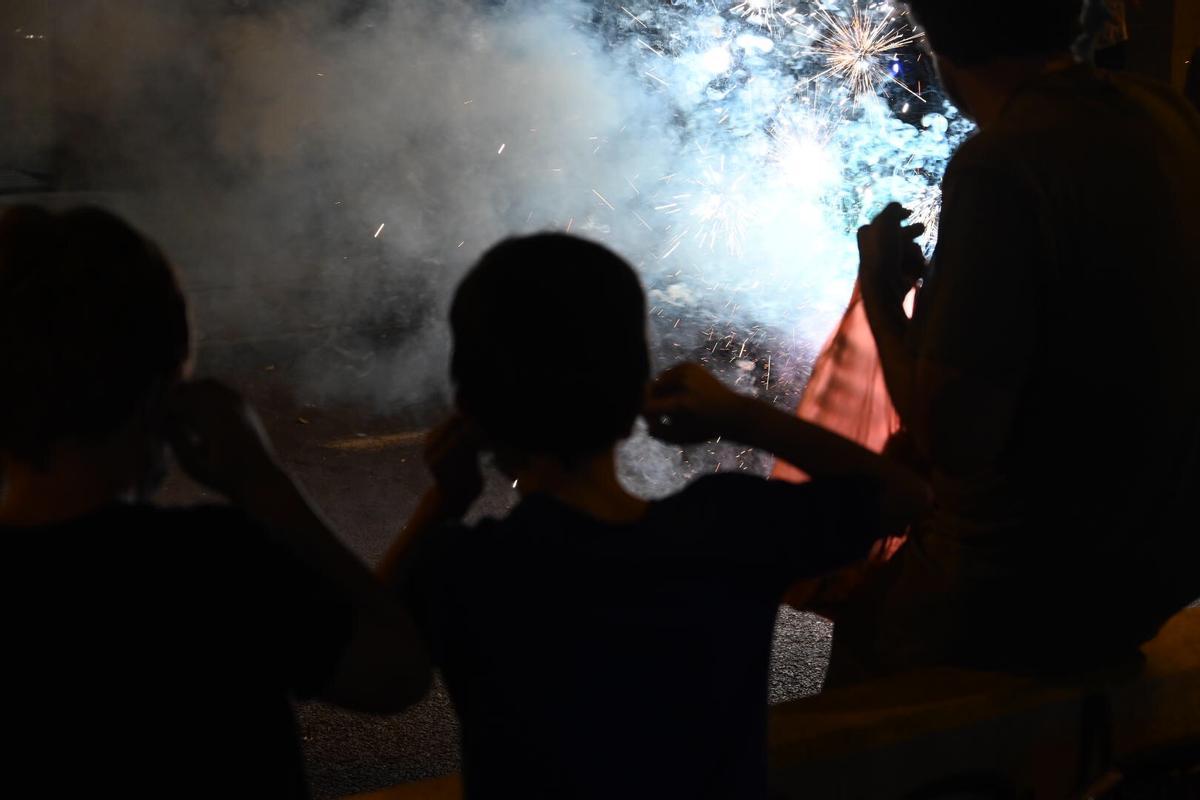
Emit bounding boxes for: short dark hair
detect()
[0,206,190,465]
[905,0,1083,66]
[450,234,650,460]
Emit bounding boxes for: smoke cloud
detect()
[3,0,967,491]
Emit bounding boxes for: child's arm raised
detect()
[169,380,431,714]
[376,414,484,592]
[644,363,931,531]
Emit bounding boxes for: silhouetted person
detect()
[376,234,930,799]
[832,0,1200,682]
[0,206,430,797]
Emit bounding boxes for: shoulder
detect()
[407,518,487,575]
[666,473,776,509]
[154,503,260,526]
[942,132,1027,191]
[132,505,297,575]
[57,503,264,542]
[665,473,876,515]
[149,504,267,543]
[659,475,883,571]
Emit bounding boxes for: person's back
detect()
[0,206,430,796]
[919,65,1200,659]
[412,474,883,797]
[3,505,343,796]
[833,0,1200,680]
[379,234,930,797]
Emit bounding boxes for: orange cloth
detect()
[773,283,908,616]
[773,284,899,483]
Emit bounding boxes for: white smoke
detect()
[2,0,969,466]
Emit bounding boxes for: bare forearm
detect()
[377,486,463,592]
[729,400,899,479]
[235,463,384,608]
[239,465,432,710]
[860,282,917,424]
[726,400,931,522]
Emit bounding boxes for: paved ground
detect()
[157,361,834,799]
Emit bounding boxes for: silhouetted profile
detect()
[378,234,930,799]
[0,206,430,797]
[829,0,1200,682]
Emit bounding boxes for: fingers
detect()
[648,363,698,395]
[901,222,925,241]
[424,413,485,466]
[642,393,686,422]
[643,413,688,444]
[862,203,914,239]
[874,202,912,225]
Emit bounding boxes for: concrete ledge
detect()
[343,773,461,800]
[341,611,1200,799]
[769,667,1085,798]
[768,609,1200,799]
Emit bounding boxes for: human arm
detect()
[644,364,931,532]
[856,202,928,425]
[376,414,484,595]
[168,379,431,713]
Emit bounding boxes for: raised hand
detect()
[424,413,485,514]
[643,363,753,444]
[857,202,927,307]
[167,379,279,500]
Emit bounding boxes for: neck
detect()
[514,447,648,524]
[952,53,1077,130]
[0,446,139,526]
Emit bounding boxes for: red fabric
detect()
[773,283,908,616]
[773,284,900,482]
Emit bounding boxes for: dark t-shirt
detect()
[905,66,1200,658]
[2,504,353,797]
[409,473,881,799]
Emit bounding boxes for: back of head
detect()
[905,0,1083,66]
[450,234,650,461]
[0,206,189,466]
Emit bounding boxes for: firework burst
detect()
[806,4,924,99]
[730,0,798,33]
[655,154,756,260]
[907,183,943,255]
